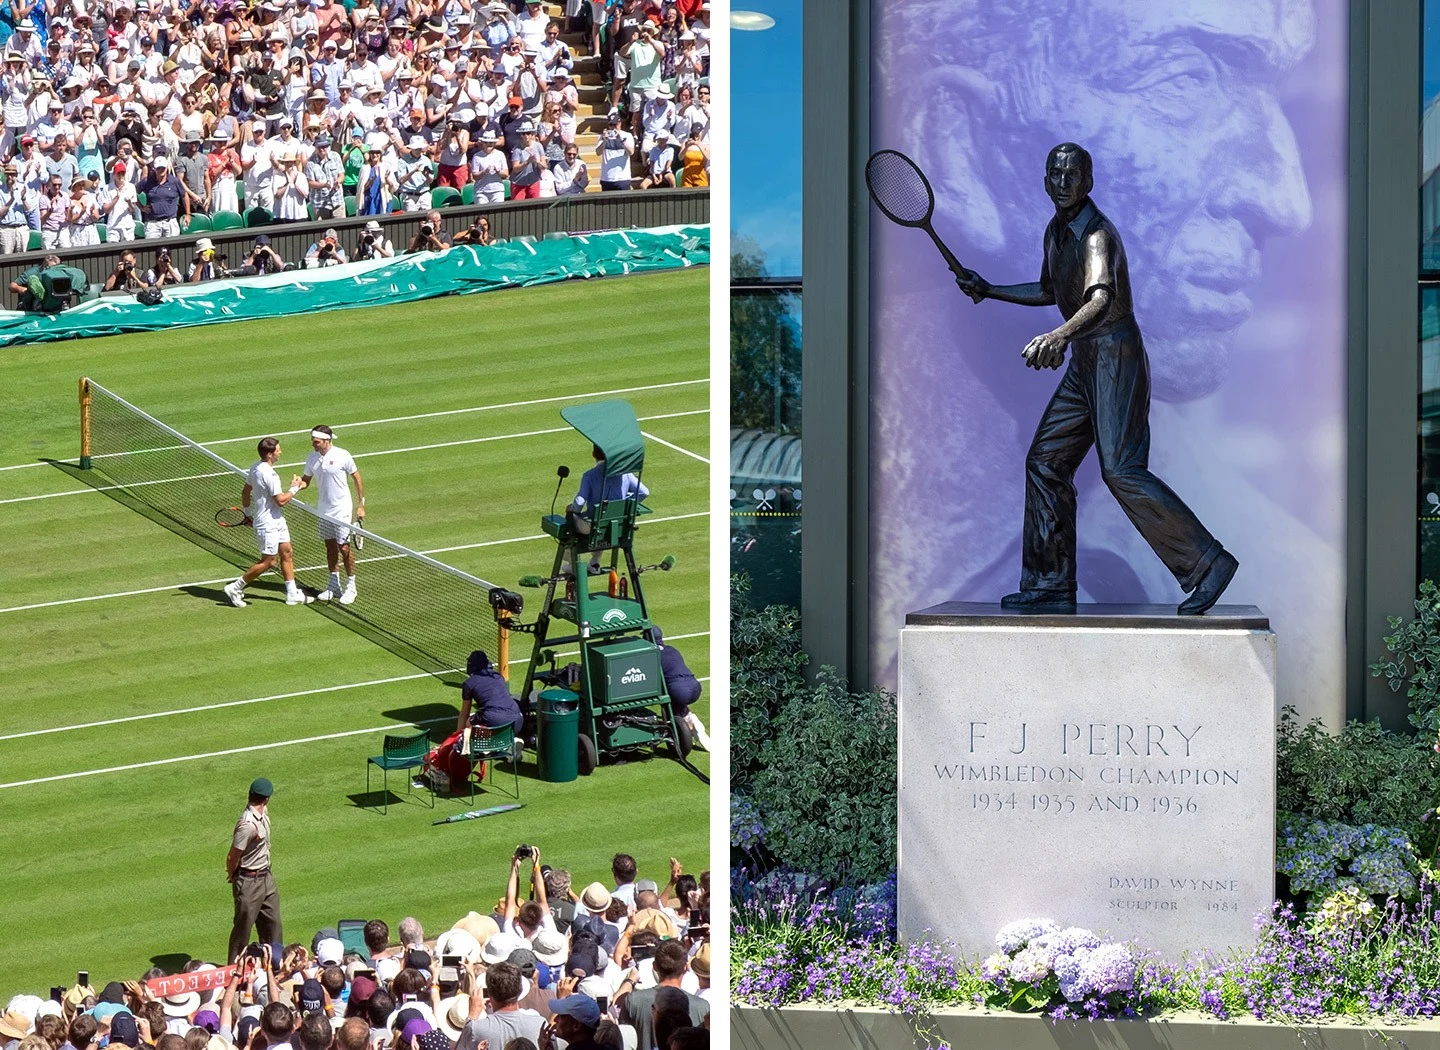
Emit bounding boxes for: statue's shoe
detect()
[1000,589,1077,610]
[1177,551,1239,616]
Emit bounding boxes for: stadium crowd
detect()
[0,851,710,1050]
[0,0,710,254]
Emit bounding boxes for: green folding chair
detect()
[463,723,520,802]
[461,184,475,205]
[366,729,432,814]
[95,223,106,243]
[344,195,357,216]
[25,230,41,251]
[184,214,213,233]
[243,206,273,228]
[211,210,244,231]
[430,185,460,209]
[133,222,145,240]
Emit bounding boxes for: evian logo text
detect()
[620,667,647,685]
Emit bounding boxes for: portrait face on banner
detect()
[869,0,1347,724]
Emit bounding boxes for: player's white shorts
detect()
[317,516,352,544]
[255,521,291,556]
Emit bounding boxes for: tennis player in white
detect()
[295,424,365,604]
[224,437,315,607]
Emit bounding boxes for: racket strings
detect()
[866,151,933,225]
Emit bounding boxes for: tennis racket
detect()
[865,148,985,304]
[352,514,364,551]
[215,506,251,528]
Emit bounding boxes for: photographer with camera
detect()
[595,109,634,192]
[407,208,450,253]
[503,843,553,943]
[236,233,286,276]
[187,236,223,282]
[435,118,469,190]
[304,226,348,267]
[142,248,185,288]
[451,214,492,247]
[104,249,146,292]
[353,218,394,260]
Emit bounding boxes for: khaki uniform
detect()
[228,804,282,963]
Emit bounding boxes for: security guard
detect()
[226,777,282,963]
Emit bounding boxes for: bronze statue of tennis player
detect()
[953,143,1238,614]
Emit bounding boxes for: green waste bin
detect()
[538,688,579,783]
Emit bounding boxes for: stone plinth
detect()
[898,603,1276,961]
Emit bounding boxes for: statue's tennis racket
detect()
[865,149,984,304]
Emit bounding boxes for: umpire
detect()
[226,777,282,963]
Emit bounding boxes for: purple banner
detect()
[869,0,1347,725]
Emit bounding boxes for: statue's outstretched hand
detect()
[1022,331,1067,370]
[953,268,988,304]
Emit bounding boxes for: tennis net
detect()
[79,377,506,677]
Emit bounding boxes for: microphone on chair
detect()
[550,464,570,516]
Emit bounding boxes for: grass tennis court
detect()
[0,267,709,996]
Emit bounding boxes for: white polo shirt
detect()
[303,444,358,520]
[246,460,285,528]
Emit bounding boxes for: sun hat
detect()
[480,931,523,966]
[530,929,567,967]
[433,996,468,1042]
[580,882,612,912]
[162,991,200,1018]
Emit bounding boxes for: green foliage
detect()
[1371,579,1440,734]
[730,239,801,433]
[731,575,899,883]
[1275,706,1440,857]
[752,668,899,883]
[730,573,808,796]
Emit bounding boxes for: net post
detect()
[498,613,512,681]
[78,377,92,469]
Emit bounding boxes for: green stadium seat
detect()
[389,198,404,213]
[137,191,147,206]
[489,237,507,245]
[133,222,146,240]
[243,207,272,228]
[211,210,244,231]
[514,234,537,245]
[365,730,432,814]
[543,231,567,241]
[430,186,460,209]
[344,195,356,216]
[96,223,106,244]
[461,184,475,206]
[185,214,212,233]
[306,203,316,221]
[502,179,511,200]
[26,230,41,251]
[463,723,520,802]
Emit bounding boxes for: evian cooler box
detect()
[586,638,663,702]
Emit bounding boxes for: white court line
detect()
[0,379,710,473]
[0,409,710,506]
[0,511,709,614]
[642,431,709,465]
[0,631,710,741]
[0,649,713,788]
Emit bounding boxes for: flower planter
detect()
[732,1004,1440,1050]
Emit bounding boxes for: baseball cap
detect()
[298,980,325,1015]
[323,227,338,240]
[191,1011,220,1034]
[547,995,599,1028]
[314,936,343,964]
[152,155,170,167]
[636,879,659,893]
[110,1015,140,1048]
[249,777,273,797]
[407,135,426,149]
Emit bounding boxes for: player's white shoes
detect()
[317,589,337,602]
[339,585,357,606]
[285,590,315,606]
[685,712,710,752]
[223,581,248,607]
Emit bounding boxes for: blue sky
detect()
[731,0,802,276]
